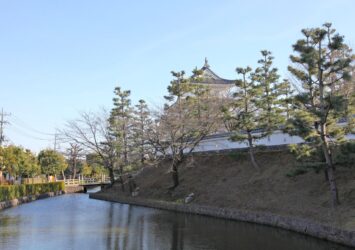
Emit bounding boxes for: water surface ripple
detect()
[0,194,351,250]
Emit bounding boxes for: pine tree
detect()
[109,86,133,191]
[132,99,152,165]
[287,23,354,207]
[253,50,286,132]
[110,87,133,166]
[278,79,294,121]
[164,70,195,188]
[223,67,265,170]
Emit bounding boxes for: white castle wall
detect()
[192,130,355,152]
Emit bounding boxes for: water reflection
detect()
[0,194,351,250]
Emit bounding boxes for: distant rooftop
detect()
[191,58,235,85]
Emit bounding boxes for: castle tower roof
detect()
[192,58,234,85]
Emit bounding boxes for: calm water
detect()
[0,193,351,250]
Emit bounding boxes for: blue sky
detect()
[1,0,355,152]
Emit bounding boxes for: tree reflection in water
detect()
[0,195,352,250]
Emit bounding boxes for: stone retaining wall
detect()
[90,193,355,248]
[64,186,84,194]
[0,191,63,210]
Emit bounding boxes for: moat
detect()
[0,194,351,250]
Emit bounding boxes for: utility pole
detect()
[0,108,10,147]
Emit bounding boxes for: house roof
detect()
[191,58,235,85]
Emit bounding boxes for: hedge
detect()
[0,182,65,202]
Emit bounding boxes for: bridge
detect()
[64,177,111,192]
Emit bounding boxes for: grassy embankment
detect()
[102,149,355,230]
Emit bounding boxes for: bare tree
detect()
[60,110,122,188]
[65,143,84,179]
[147,70,222,189]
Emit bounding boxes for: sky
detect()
[0,0,355,152]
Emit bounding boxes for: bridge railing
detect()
[64,177,111,186]
[65,179,80,186]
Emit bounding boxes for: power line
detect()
[54,133,58,151]
[5,113,68,150]
[8,124,52,141]
[10,114,55,136]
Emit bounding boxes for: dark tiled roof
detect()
[191,58,235,85]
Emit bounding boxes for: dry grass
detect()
[103,150,355,230]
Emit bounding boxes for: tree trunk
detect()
[320,125,340,207]
[108,167,115,186]
[326,164,339,207]
[324,169,329,182]
[73,158,77,179]
[141,139,145,164]
[73,167,77,180]
[61,170,65,180]
[247,132,260,170]
[171,161,179,188]
[119,166,125,192]
[316,40,339,207]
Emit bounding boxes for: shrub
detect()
[228,151,247,160]
[286,167,308,177]
[0,182,65,202]
[335,141,355,167]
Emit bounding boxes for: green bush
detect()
[286,167,308,177]
[228,151,247,160]
[0,182,65,202]
[335,141,355,167]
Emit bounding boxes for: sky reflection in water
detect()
[0,194,351,250]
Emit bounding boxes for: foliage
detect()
[335,141,355,167]
[286,167,308,178]
[148,69,221,188]
[109,86,132,166]
[81,163,93,176]
[0,146,40,178]
[288,141,355,177]
[227,151,248,161]
[287,23,354,206]
[287,23,353,145]
[38,149,68,176]
[131,99,152,165]
[91,164,109,177]
[223,66,265,142]
[253,50,287,132]
[224,52,290,170]
[0,182,65,202]
[288,144,325,177]
[65,143,84,178]
[81,161,108,178]
[19,149,41,178]
[223,66,264,169]
[289,144,317,160]
[174,198,184,204]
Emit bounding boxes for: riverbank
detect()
[91,150,355,248]
[90,192,355,248]
[0,191,63,210]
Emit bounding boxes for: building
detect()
[191,58,235,97]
